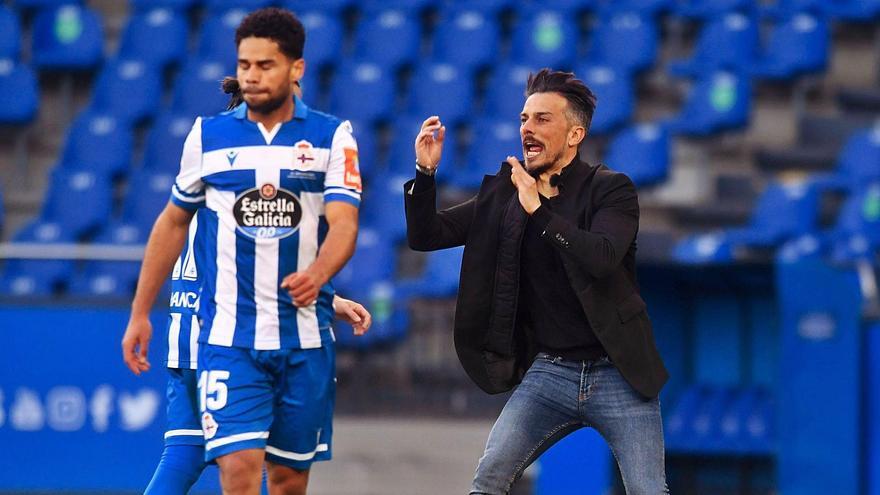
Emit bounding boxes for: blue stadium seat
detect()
[140,111,194,173]
[283,0,355,15]
[171,58,234,118]
[508,9,578,70]
[12,0,83,8]
[129,0,198,11]
[443,0,513,14]
[90,59,163,124]
[452,117,520,190]
[333,227,396,295]
[750,12,830,81]
[761,0,829,19]
[299,10,343,70]
[828,183,880,261]
[41,168,113,238]
[665,70,752,137]
[118,8,188,69]
[831,0,880,21]
[0,6,22,60]
[61,111,134,178]
[197,9,248,63]
[330,59,395,125]
[32,5,104,71]
[588,11,658,75]
[432,8,500,70]
[204,0,274,13]
[334,280,409,349]
[396,246,464,299]
[360,172,409,241]
[348,119,379,179]
[603,123,670,187]
[0,59,39,125]
[667,12,759,78]
[728,182,821,247]
[122,170,176,231]
[67,221,145,297]
[835,126,880,188]
[484,63,532,119]
[408,62,474,127]
[522,0,599,15]
[385,114,459,178]
[599,0,672,16]
[0,221,74,296]
[674,181,820,263]
[353,9,421,70]
[673,0,756,20]
[578,63,634,136]
[361,0,433,12]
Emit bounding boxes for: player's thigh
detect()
[265,345,335,471]
[164,368,206,447]
[199,343,275,462]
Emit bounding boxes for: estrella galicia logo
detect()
[233,184,302,239]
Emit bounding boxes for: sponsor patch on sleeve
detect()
[343,148,362,192]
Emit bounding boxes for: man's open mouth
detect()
[523,138,544,159]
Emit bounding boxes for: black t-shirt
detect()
[519,194,606,361]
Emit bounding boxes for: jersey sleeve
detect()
[170,117,206,211]
[324,120,362,208]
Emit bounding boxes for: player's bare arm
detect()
[281,202,358,307]
[122,202,195,375]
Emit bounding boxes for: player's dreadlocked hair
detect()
[525,68,598,132]
[235,7,305,60]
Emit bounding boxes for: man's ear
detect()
[290,58,306,82]
[569,125,586,147]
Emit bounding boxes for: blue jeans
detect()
[470,353,668,495]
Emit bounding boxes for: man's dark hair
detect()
[235,7,305,60]
[525,68,597,132]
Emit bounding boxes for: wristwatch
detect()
[415,161,436,176]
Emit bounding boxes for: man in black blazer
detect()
[404,69,669,494]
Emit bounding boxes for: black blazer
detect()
[403,158,668,399]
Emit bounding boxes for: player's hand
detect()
[414,116,445,172]
[333,296,372,336]
[508,156,541,215]
[122,316,153,376]
[281,268,326,307]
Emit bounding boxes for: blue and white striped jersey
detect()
[169,97,361,350]
[165,213,203,369]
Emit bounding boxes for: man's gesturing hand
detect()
[414,116,445,172]
[508,156,541,215]
[122,316,153,375]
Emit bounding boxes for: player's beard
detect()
[245,88,290,115]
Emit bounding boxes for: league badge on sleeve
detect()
[343,148,362,192]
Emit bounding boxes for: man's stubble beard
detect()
[245,88,290,115]
[526,148,564,179]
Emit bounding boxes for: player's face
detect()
[519,92,581,176]
[236,37,304,114]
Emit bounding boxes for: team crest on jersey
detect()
[294,140,315,168]
[201,412,218,440]
[233,184,303,240]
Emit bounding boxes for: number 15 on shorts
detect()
[199,370,230,411]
